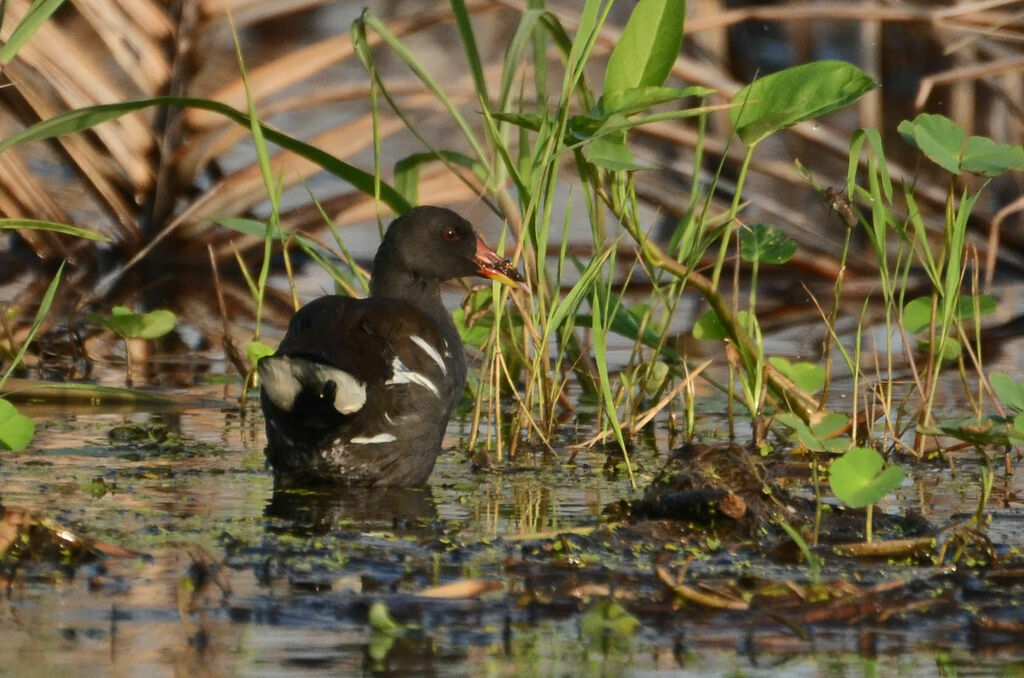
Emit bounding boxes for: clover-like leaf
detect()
[897,113,964,175]
[829,446,904,508]
[740,223,797,265]
[0,397,34,451]
[899,113,1024,177]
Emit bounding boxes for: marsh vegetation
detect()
[1,0,1024,674]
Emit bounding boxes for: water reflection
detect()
[265,485,437,535]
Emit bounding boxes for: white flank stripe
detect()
[350,433,397,444]
[410,335,447,375]
[386,357,440,397]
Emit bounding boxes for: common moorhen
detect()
[258,206,524,486]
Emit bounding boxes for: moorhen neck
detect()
[258,206,524,486]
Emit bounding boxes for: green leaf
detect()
[829,447,904,508]
[368,601,404,635]
[692,309,753,341]
[990,372,1024,414]
[582,128,646,170]
[0,218,111,241]
[897,113,964,175]
[730,61,878,146]
[961,135,1024,177]
[0,0,67,64]
[902,294,996,334]
[246,341,276,369]
[90,307,177,340]
[604,0,685,95]
[769,357,825,394]
[916,337,961,362]
[739,223,797,265]
[901,296,934,334]
[0,398,34,451]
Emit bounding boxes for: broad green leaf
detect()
[0,0,66,64]
[0,96,411,214]
[902,294,996,334]
[730,61,878,146]
[739,223,797,265]
[604,0,685,95]
[0,398,34,451]
[829,446,904,508]
[916,337,961,362]
[0,218,110,241]
[810,411,852,441]
[692,309,753,341]
[961,135,1024,177]
[897,113,964,175]
[769,357,825,394]
[90,306,177,340]
[246,341,276,368]
[901,296,934,334]
[990,373,1024,414]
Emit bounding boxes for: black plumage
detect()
[259,206,524,486]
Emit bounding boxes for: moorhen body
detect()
[258,206,523,486]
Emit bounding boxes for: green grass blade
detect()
[0,218,110,241]
[0,96,411,213]
[449,0,489,102]
[0,0,66,64]
[0,260,64,391]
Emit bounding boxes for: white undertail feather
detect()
[386,356,440,397]
[409,335,447,375]
[350,433,397,444]
[258,356,366,414]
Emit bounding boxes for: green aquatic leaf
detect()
[897,113,964,175]
[368,601,404,635]
[0,397,34,451]
[898,113,1024,177]
[961,135,1024,177]
[829,447,904,508]
[246,341,276,369]
[740,223,797,265]
[990,372,1024,414]
[769,357,825,395]
[692,309,753,341]
[90,306,177,340]
[731,61,877,146]
[902,294,996,334]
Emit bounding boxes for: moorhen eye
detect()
[258,206,526,487]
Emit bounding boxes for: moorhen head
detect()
[258,206,524,486]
